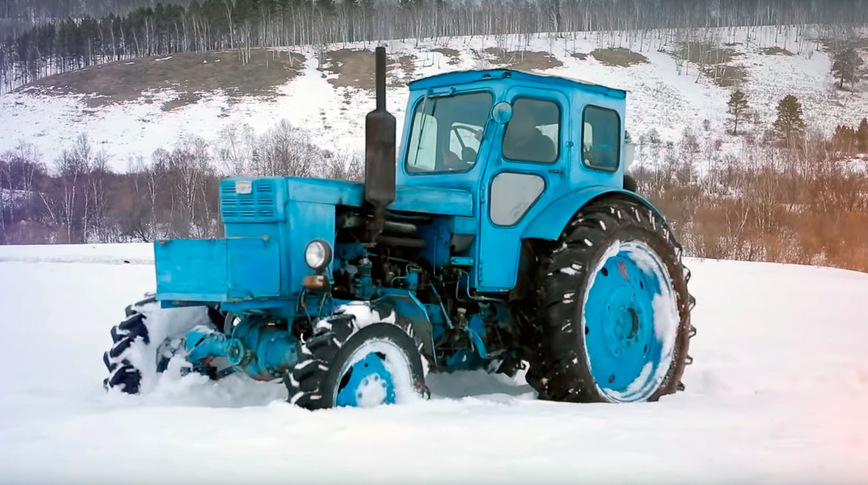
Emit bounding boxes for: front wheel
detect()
[285,315,427,410]
[102,295,220,394]
[531,198,695,403]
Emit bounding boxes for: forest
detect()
[0,120,361,244]
[2,107,868,272]
[3,0,868,93]
[1,0,868,273]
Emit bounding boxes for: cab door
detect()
[475,86,572,292]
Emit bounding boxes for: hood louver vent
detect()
[220,179,279,222]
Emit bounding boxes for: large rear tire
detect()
[530,198,695,403]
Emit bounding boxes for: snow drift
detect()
[0,243,867,484]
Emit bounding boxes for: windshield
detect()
[405,91,493,173]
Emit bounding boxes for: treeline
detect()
[636,129,868,273]
[0,0,185,38]
[639,89,868,273]
[5,0,868,93]
[0,0,170,19]
[831,118,868,154]
[0,120,361,244]
[3,112,868,273]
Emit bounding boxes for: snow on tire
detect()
[102,295,217,394]
[531,198,696,403]
[284,304,428,410]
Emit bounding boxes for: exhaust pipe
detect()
[364,46,397,240]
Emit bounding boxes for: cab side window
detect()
[582,106,620,171]
[502,98,560,163]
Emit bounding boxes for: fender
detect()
[522,185,665,241]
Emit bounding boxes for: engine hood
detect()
[280,177,474,217]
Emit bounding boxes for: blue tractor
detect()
[103,48,695,408]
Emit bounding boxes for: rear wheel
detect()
[531,198,695,403]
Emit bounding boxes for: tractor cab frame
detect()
[395,69,640,291]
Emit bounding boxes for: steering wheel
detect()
[442,149,468,171]
[451,126,469,153]
[451,125,482,155]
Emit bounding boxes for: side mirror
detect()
[492,102,513,124]
[624,130,635,170]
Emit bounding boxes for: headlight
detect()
[304,239,332,272]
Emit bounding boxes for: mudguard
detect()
[521,186,665,241]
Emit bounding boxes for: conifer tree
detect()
[832,124,857,153]
[857,118,868,152]
[831,48,864,89]
[727,89,748,135]
[772,95,806,146]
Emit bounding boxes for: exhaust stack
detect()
[364,46,397,240]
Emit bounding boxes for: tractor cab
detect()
[393,70,633,290]
[398,69,630,189]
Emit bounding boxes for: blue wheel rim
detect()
[583,241,677,402]
[335,352,396,407]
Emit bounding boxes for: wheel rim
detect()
[336,352,396,407]
[334,338,413,408]
[582,240,679,402]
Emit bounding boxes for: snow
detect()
[335,300,398,328]
[0,187,29,205]
[118,305,215,395]
[843,156,868,173]
[0,242,155,264]
[622,240,680,344]
[1,243,866,483]
[558,263,582,275]
[1,25,866,172]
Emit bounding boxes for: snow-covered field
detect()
[1,25,866,172]
[0,243,867,484]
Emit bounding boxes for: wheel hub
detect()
[336,352,396,408]
[600,285,649,360]
[612,306,641,345]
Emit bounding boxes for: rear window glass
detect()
[582,106,621,171]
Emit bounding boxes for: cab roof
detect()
[408,69,627,100]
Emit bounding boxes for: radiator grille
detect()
[221,180,277,221]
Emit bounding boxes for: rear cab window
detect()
[582,105,621,171]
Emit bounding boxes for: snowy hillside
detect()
[0,188,28,205]
[0,243,866,483]
[1,25,867,172]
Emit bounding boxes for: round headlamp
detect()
[304,239,332,272]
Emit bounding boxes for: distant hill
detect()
[1,25,867,172]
